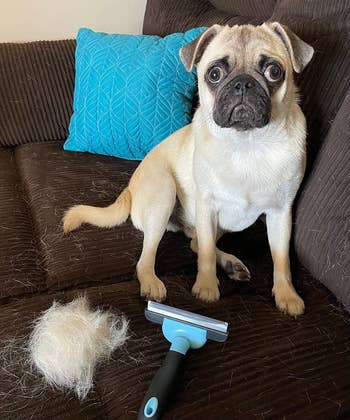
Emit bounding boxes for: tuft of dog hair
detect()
[29,296,129,399]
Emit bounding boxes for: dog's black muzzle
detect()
[213,74,271,131]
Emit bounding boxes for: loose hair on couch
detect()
[29,296,129,399]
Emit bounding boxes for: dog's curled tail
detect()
[63,188,131,234]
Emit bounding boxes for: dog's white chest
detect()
[215,193,262,231]
[213,177,275,231]
[193,137,299,232]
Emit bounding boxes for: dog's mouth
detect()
[229,104,255,130]
[215,101,270,131]
[228,104,270,131]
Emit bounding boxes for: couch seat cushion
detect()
[15,141,196,292]
[1,269,349,419]
[0,148,45,301]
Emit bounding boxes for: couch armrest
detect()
[295,87,350,312]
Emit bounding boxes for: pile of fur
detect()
[29,296,129,399]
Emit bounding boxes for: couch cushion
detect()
[0,40,75,147]
[295,85,350,312]
[1,268,349,419]
[15,141,196,292]
[209,0,276,20]
[0,148,45,301]
[143,0,265,37]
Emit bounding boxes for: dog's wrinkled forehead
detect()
[199,25,289,73]
[180,23,314,76]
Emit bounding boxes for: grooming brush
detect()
[138,301,229,419]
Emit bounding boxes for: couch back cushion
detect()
[209,0,277,20]
[0,40,75,146]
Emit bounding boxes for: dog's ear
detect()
[180,25,221,72]
[266,22,314,73]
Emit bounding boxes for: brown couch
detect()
[1,1,350,418]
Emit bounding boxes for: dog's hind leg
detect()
[190,231,251,281]
[216,249,251,281]
[132,174,177,302]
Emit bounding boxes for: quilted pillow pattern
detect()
[64,27,206,160]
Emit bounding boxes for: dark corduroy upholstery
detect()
[0,149,45,300]
[296,88,350,311]
[0,1,350,419]
[0,40,75,146]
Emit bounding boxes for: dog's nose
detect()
[232,75,256,95]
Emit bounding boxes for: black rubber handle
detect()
[138,350,185,420]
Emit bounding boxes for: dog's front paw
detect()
[273,282,305,317]
[140,276,167,302]
[192,275,220,303]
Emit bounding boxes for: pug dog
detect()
[63,23,314,316]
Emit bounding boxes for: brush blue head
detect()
[145,301,229,354]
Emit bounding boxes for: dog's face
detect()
[180,23,313,132]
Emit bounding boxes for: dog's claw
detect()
[192,275,220,303]
[192,284,220,303]
[273,283,305,317]
[140,277,167,302]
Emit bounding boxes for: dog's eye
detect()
[264,64,283,82]
[208,66,224,84]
